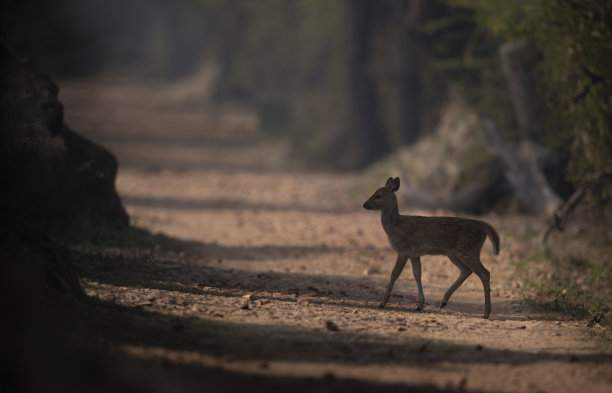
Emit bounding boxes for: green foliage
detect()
[448,0,612,214]
[199,0,351,159]
[198,1,495,167]
[446,0,536,38]
[526,281,610,327]
[257,97,290,136]
[443,3,612,324]
[518,252,612,327]
[455,140,492,189]
[199,0,612,179]
[527,1,612,184]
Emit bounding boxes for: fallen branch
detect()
[542,172,610,245]
[479,119,561,215]
[572,67,603,103]
[541,185,586,245]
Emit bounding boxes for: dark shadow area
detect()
[78,297,612,369]
[71,232,560,324]
[74,251,558,323]
[72,245,385,304]
[153,232,354,260]
[16,336,454,393]
[114,156,290,174]
[150,361,448,393]
[84,131,263,150]
[122,195,357,214]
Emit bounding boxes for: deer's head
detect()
[363,177,400,210]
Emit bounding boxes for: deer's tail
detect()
[482,222,500,255]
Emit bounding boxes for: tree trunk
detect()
[331,0,390,169]
[499,39,541,131]
[398,0,423,145]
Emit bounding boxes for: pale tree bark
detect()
[499,39,541,130]
[480,119,561,215]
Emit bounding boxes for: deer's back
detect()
[383,215,488,256]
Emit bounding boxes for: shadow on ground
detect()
[122,194,357,214]
[73,231,571,322]
[79,296,611,371]
[71,231,612,371]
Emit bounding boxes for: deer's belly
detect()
[387,235,447,256]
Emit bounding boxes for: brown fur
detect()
[363,177,500,318]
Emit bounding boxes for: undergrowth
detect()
[519,249,612,328]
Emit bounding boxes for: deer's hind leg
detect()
[441,255,472,309]
[471,262,491,319]
[450,253,491,319]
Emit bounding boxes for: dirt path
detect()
[60,78,611,393]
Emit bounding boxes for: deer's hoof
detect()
[440,301,447,309]
[416,305,423,311]
[377,303,385,309]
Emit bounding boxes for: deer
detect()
[362,177,500,319]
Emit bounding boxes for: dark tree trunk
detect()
[331,0,390,169]
[398,0,423,145]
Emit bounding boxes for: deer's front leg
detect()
[410,256,425,310]
[378,254,408,309]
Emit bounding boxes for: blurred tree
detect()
[397,0,424,145]
[203,0,388,168]
[370,0,424,146]
[203,0,476,169]
[329,0,390,169]
[448,0,612,216]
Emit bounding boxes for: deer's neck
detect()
[380,198,400,231]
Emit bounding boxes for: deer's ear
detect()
[386,177,400,192]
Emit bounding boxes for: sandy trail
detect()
[60,78,612,393]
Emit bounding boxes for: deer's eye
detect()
[374,195,381,200]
